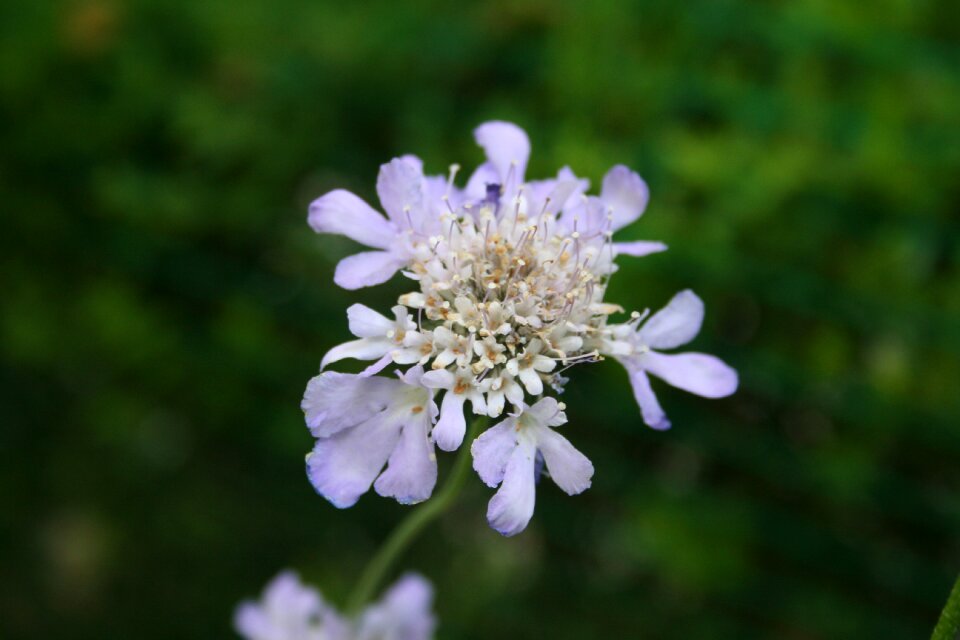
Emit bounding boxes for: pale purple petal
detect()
[522,177,558,212]
[234,571,326,640]
[360,354,392,377]
[397,364,429,387]
[301,372,397,437]
[627,367,671,430]
[306,413,402,508]
[378,574,435,640]
[557,195,608,236]
[320,338,390,370]
[464,162,500,202]
[398,153,424,172]
[535,427,594,495]
[474,121,530,186]
[486,436,537,537]
[423,174,462,223]
[374,409,437,505]
[470,419,518,488]
[346,303,393,338]
[525,396,568,428]
[613,240,668,257]
[308,189,394,250]
[333,251,406,290]
[543,179,582,216]
[356,574,436,640]
[433,391,467,452]
[600,165,649,231]
[525,175,580,217]
[638,289,704,350]
[382,573,432,610]
[642,351,739,398]
[376,157,424,229]
[557,165,590,194]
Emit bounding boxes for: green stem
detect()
[932,573,960,640]
[345,415,487,614]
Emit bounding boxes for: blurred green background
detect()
[2,0,959,638]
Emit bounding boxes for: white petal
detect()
[420,369,455,390]
[432,350,456,369]
[638,289,704,350]
[468,391,488,415]
[532,355,556,373]
[518,367,543,395]
[320,338,390,370]
[347,303,393,338]
[642,351,738,399]
[308,189,395,250]
[504,381,524,407]
[535,426,594,495]
[486,389,506,418]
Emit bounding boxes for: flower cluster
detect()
[303,122,737,535]
[235,571,435,640]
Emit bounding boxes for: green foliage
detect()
[1,0,958,638]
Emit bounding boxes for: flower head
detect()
[305,121,737,534]
[235,571,435,640]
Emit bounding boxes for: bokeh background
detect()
[3,1,960,638]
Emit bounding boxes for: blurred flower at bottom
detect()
[234,570,435,640]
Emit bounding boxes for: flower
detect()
[234,571,344,640]
[235,571,435,640]
[601,289,739,430]
[471,398,593,537]
[303,367,438,507]
[312,121,660,426]
[354,574,436,640]
[305,121,737,533]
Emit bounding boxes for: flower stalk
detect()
[345,415,487,614]
[932,572,960,640]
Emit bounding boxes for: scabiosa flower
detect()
[304,121,737,533]
[235,571,435,640]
